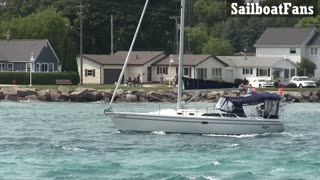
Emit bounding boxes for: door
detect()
[147,67,152,82]
[103,69,123,84]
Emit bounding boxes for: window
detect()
[85,69,95,77]
[157,67,168,75]
[212,68,222,79]
[41,63,48,72]
[6,63,13,71]
[242,68,253,75]
[256,68,269,77]
[49,63,54,72]
[184,67,190,76]
[284,69,289,78]
[311,48,318,56]
[197,68,207,80]
[0,63,6,72]
[36,63,40,72]
[290,48,296,54]
[26,63,31,72]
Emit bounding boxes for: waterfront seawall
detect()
[0,86,319,103]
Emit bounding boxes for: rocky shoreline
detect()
[0,86,319,103]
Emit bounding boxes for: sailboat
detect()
[104,0,284,135]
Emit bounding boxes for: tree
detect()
[0,8,77,72]
[296,58,316,76]
[202,37,234,55]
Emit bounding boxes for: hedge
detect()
[0,72,80,85]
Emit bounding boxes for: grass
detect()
[2,84,172,91]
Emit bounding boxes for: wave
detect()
[202,134,259,138]
[151,131,166,135]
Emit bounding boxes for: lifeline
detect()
[231,3,314,15]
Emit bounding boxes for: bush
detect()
[0,72,80,85]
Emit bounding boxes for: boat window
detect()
[215,97,226,109]
[201,113,222,117]
[263,100,279,119]
[221,113,237,118]
[189,113,195,116]
[177,112,183,115]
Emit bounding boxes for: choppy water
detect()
[0,101,319,180]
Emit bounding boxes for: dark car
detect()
[275,81,297,88]
[310,77,320,87]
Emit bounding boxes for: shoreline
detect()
[0,86,319,103]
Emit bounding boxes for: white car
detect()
[290,76,316,88]
[250,78,274,88]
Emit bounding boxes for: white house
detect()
[76,51,165,84]
[152,54,231,82]
[254,27,320,76]
[216,56,298,82]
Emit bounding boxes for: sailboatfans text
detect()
[229,2,316,16]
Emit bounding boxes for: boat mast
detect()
[107,0,149,109]
[177,0,186,109]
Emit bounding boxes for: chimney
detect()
[6,29,11,40]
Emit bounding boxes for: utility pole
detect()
[79,1,84,85]
[111,14,114,54]
[169,16,180,54]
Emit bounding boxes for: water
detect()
[0,102,319,180]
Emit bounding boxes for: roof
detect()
[154,54,219,66]
[83,51,165,65]
[114,51,165,65]
[215,56,296,68]
[307,32,320,46]
[254,27,315,47]
[0,39,59,62]
[83,54,123,65]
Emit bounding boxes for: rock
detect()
[116,89,124,96]
[315,90,320,97]
[38,90,51,101]
[309,95,320,102]
[70,88,89,102]
[1,87,16,96]
[57,85,71,94]
[60,92,70,101]
[16,88,37,97]
[137,89,147,97]
[125,94,138,102]
[147,91,163,102]
[4,94,17,101]
[25,95,38,101]
[138,96,148,102]
[284,92,302,102]
[181,93,190,101]
[49,90,61,101]
[301,91,311,98]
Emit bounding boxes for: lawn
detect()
[4,84,172,91]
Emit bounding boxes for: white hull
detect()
[106,112,284,135]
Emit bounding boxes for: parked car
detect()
[289,76,316,88]
[250,78,274,88]
[310,77,320,87]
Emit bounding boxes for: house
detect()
[152,54,231,82]
[254,27,317,63]
[77,51,166,84]
[0,39,61,72]
[215,56,297,82]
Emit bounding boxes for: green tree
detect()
[202,37,234,55]
[296,58,316,76]
[0,8,77,72]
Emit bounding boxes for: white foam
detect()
[271,168,286,173]
[280,132,304,138]
[151,131,166,135]
[210,161,221,166]
[203,134,258,138]
[229,143,239,147]
[62,146,82,152]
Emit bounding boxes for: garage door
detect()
[103,69,123,84]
